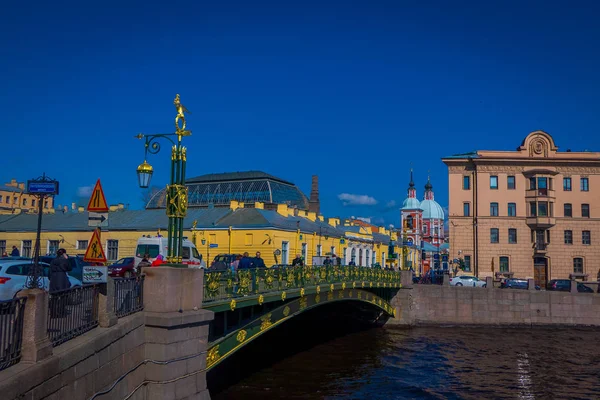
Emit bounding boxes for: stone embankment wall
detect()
[0,267,213,400]
[389,284,600,327]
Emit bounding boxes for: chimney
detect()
[308,175,320,214]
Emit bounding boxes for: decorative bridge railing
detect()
[203,265,402,305]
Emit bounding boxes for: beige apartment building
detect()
[443,130,600,287]
[0,179,54,214]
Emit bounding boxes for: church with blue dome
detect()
[399,171,446,274]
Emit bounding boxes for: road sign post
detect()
[87,179,109,227]
[83,228,107,264]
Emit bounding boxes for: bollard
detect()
[99,278,118,327]
[486,276,493,289]
[19,289,53,362]
[570,280,578,293]
[527,278,536,290]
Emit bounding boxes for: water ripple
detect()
[215,326,600,400]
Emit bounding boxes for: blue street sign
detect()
[209,243,219,248]
[27,180,59,195]
[402,241,413,246]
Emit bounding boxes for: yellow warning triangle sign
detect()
[87,179,109,212]
[83,229,107,263]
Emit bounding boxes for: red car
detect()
[107,257,136,278]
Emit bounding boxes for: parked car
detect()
[38,255,91,282]
[449,275,486,287]
[500,278,541,290]
[546,279,594,293]
[0,260,82,300]
[108,257,136,278]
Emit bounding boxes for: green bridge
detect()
[202,265,403,370]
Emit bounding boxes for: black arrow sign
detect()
[89,215,107,223]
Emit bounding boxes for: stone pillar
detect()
[485,276,493,289]
[570,280,578,293]
[99,278,118,328]
[442,273,450,286]
[20,289,53,362]
[400,270,413,288]
[143,267,214,400]
[527,278,536,290]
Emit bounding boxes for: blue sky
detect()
[2,0,600,226]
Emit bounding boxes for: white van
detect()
[134,236,204,268]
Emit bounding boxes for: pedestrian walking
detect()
[292,254,304,266]
[239,252,252,269]
[253,252,266,268]
[10,246,19,257]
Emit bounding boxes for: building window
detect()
[537,177,548,196]
[0,195,2,203]
[365,249,370,267]
[281,241,289,265]
[507,203,516,217]
[490,176,498,189]
[508,228,517,244]
[563,177,572,191]
[490,228,499,243]
[538,202,548,217]
[317,244,322,256]
[529,177,536,190]
[77,240,89,250]
[499,256,509,272]
[582,231,591,245]
[463,202,470,217]
[463,176,470,190]
[32,199,35,207]
[528,201,536,216]
[22,198,27,206]
[582,204,590,218]
[507,176,515,190]
[107,240,119,261]
[13,197,17,204]
[490,202,499,216]
[581,177,589,192]
[302,243,308,261]
[44,200,48,208]
[0,240,5,255]
[564,230,573,244]
[423,225,428,235]
[463,255,471,272]
[22,240,32,258]
[573,258,584,274]
[48,240,59,255]
[245,234,253,246]
[564,203,572,217]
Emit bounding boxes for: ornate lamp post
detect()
[135,94,191,263]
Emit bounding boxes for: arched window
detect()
[365,249,370,267]
[351,248,356,264]
[406,215,414,229]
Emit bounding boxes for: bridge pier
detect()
[143,267,214,400]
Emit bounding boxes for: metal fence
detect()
[0,297,27,371]
[114,276,145,318]
[203,265,402,303]
[47,285,100,347]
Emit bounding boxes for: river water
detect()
[213,326,600,399]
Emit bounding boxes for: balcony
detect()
[533,242,548,254]
[526,216,556,228]
[525,188,556,199]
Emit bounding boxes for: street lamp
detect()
[136,160,154,189]
[135,94,192,263]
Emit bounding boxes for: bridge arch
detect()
[205,288,396,370]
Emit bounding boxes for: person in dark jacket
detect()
[10,246,19,257]
[252,252,266,268]
[238,252,252,269]
[49,248,72,292]
[291,254,304,266]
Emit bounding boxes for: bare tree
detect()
[141,186,164,208]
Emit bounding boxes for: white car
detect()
[0,260,82,300]
[449,275,486,288]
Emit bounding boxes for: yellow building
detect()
[443,130,600,286]
[0,179,54,214]
[0,200,395,266]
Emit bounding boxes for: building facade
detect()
[0,179,54,214]
[443,130,600,286]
